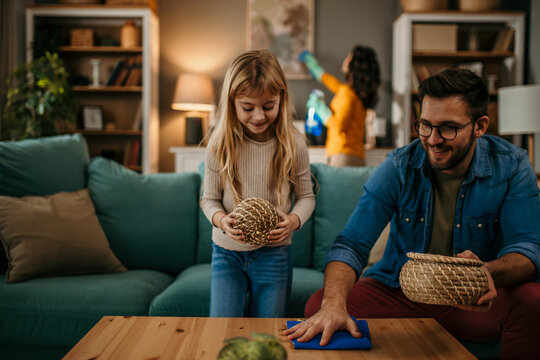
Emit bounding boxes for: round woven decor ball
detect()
[232,197,279,246]
[399,252,488,305]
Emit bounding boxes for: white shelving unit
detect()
[26,5,160,173]
[392,11,525,147]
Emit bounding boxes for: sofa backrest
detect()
[88,157,200,274]
[0,134,89,197]
[310,163,375,271]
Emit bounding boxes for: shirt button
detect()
[405,218,410,222]
[420,218,425,222]
[461,194,465,198]
[494,218,498,223]
[456,224,461,228]
[478,223,483,228]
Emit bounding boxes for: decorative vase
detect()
[121,21,140,48]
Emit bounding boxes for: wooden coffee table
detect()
[63,316,475,359]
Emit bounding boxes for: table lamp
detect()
[171,73,214,144]
[498,84,540,166]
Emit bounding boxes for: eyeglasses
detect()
[414,120,474,141]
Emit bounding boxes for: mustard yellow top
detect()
[321,73,366,158]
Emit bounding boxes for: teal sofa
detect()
[0,135,499,359]
[0,134,376,359]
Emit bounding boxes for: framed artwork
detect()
[82,105,104,130]
[247,0,314,80]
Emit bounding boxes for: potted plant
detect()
[1,51,77,140]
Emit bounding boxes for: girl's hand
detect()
[268,210,300,244]
[219,213,245,242]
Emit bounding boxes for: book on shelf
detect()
[492,28,515,52]
[106,59,126,86]
[124,54,142,86]
[113,57,135,86]
[129,139,141,166]
[131,100,143,130]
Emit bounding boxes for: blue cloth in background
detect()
[286,317,371,350]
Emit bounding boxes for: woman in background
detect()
[300,45,381,167]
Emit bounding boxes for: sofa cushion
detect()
[149,264,323,318]
[0,270,173,347]
[311,164,375,272]
[0,134,89,197]
[0,189,126,283]
[88,158,200,273]
[150,263,211,317]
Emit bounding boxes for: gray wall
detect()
[159,0,399,172]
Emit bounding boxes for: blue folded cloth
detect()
[286,317,371,350]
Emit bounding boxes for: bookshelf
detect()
[26,5,159,173]
[392,11,525,147]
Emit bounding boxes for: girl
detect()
[201,50,315,318]
[300,45,381,167]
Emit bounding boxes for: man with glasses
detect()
[285,68,540,359]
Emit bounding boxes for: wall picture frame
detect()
[247,0,314,80]
[82,105,104,130]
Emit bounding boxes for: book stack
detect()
[106,55,143,86]
[492,28,515,53]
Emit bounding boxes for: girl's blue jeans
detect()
[210,243,292,318]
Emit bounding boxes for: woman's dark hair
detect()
[347,45,381,109]
[418,68,488,121]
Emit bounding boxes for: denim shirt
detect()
[325,135,540,287]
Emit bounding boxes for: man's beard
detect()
[422,130,475,171]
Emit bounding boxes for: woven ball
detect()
[232,197,279,246]
[399,252,488,305]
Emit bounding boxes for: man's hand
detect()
[283,306,362,346]
[454,250,497,312]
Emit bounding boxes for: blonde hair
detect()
[207,50,300,207]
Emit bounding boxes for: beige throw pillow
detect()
[0,189,126,283]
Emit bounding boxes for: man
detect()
[284,68,540,360]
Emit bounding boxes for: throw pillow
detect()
[0,189,126,283]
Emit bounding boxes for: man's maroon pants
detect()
[305,277,540,360]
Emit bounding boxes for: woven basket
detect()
[399,252,488,305]
[232,197,279,246]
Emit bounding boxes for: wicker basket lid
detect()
[406,252,484,266]
[232,197,279,246]
[399,252,488,305]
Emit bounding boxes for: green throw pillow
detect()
[0,189,126,283]
[88,157,200,273]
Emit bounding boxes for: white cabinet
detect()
[392,12,525,147]
[26,5,159,173]
[170,147,391,173]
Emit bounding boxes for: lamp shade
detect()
[498,85,540,135]
[171,73,214,112]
